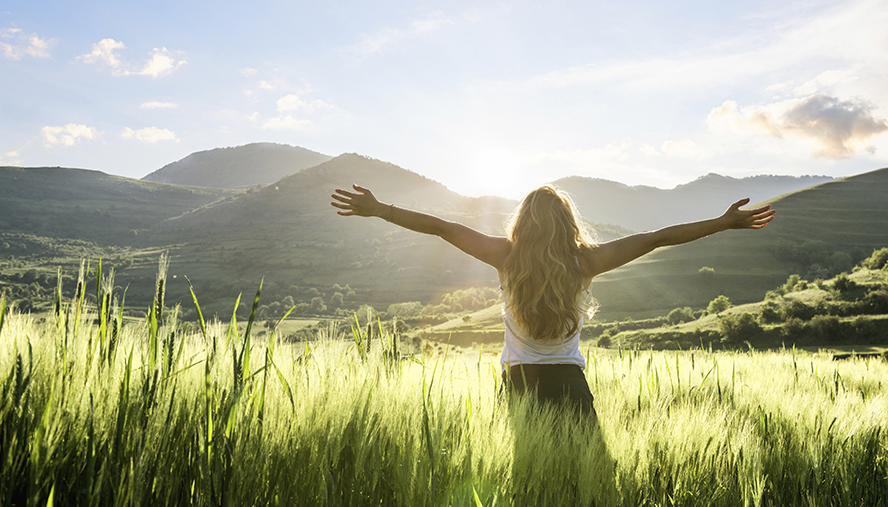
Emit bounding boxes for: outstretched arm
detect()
[585,198,775,278]
[331,185,510,270]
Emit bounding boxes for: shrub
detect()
[666,307,695,325]
[809,315,841,342]
[862,288,888,314]
[718,313,762,342]
[782,274,802,293]
[758,302,782,324]
[861,247,888,270]
[781,300,817,321]
[707,295,732,315]
[852,316,876,340]
[781,318,806,339]
[832,273,857,293]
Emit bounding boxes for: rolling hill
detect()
[141,143,332,188]
[2,144,884,325]
[587,167,888,318]
[0,166,237,245]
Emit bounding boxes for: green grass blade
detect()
[270,358,295,412]
[185,276,208,342]
[0,295,6,339]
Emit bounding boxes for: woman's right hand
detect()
[331,184,385,217]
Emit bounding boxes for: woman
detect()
[331,184,775,418]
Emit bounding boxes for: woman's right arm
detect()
[584,198,775,278]
[331,184,510,270]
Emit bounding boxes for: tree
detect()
[666,307,695,325]
[310,297,326,314]
[707,295,732,314]
[718,313,761,341]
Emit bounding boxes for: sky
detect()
[2,0,887,199]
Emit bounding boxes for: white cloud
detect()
[239,67,258,77]
[1,150,23,166]
[133,47,186,78]
[141,101,179,109]
[78,38,126,69]
[79,40,186,77]
[708,94,888,158]
[41,124,100,146]
[121,126,178,143]
[639,144,660,157]
[1,27,55,59]
[262,115,313,131]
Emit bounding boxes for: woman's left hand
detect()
[720,198,776,230]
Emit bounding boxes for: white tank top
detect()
[499,290,587,371]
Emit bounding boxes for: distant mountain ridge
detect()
[556,173,833,232]
[142,143,332,188]
[2,143,883,321]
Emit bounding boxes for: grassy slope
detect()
[589,167,888,317]
[0,166,238,245]
[3,157,886,323]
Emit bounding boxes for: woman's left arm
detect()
[585,198,775,278]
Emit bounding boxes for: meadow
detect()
[1,261,887,506]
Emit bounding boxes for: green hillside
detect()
[2,152,885,327]
[589,167,888,318]
[141,142,332,188]
[0,166,237,245]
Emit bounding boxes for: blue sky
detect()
[2,0,887,198]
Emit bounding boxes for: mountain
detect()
[3,147,884,323]
[588,167,888,317]
[143,153,640,313]
[0,166,237,245]
[144,154,520,311]
[556,173,833,232]
[141,143,332,188]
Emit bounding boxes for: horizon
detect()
[2,0,887,200]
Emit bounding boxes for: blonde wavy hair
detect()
[502,185,597,342]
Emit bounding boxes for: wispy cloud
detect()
[1,27,55,60]
[77,38,126,69]
[344,11,458,57]
[661,138,706,160]
[239,67,258,77]
[78,39,186,78]
[262,93,344,131]
[497,0,887,98]
[41,124,100,146]
[1,150,23,166]
[708,94,888,158]
[121,126,178,143]
[141,101,179,109]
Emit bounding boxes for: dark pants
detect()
[501,363,597,420]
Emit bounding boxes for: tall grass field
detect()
[1,261,887,506]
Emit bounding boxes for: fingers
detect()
[333,188,358,198]
[730,197,751,210]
